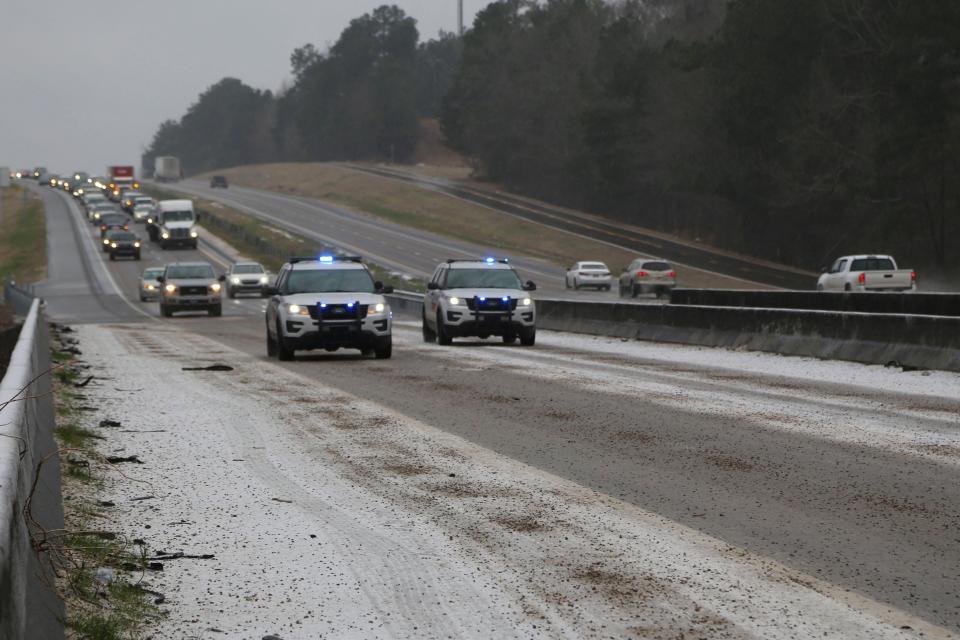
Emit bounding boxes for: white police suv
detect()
[423,258,537,346]
[265,256,394,360]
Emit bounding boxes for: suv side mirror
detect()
[218,274,226,282]
[374,280,384,291]
[523,281,537,291]
[427,282,439,290]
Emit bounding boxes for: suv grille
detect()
[179,286,208,296]
[308,303,368,320]
[169,228,190,238]
[466,297,517,311]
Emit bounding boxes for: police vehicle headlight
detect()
[287,304,309,316]
[190,231,199,238]
[519,298,533,307]
[161,231,170,239]
[446,296,466,306]
[211,283,222,293]
[366,303,387,317]
[231,277,241,285]
[164,284,177,294]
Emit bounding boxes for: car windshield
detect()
[134,205,153,211]
[286,269,375,294]
[109,232,136,241]
[163,210,194,222]
[850,258,895,271]
[641,262,672,271]
[167,265,215,279]
[580,263,608,270]
[143,269,164,279]
[445,268,523,289]
[234,264,264,274]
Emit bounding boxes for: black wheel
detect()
[603,285,611,292]
[436,312,452,346]
[276,322,295,361]
[817,284,824,292]
[502,332,517,345]
[374,335,392,359]
[844,283,851,291]
[227,287,235,299]
[573,279,580,290]
[519,326,536,346]
[422,313,437,343]
[618,282,625,297]
[209,305,222,317]
[134,251,141,260]
[565,277,571,290]
[266,325,277,357]
[631,284,640,298]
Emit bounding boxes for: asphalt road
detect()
[28,181,960,635]
[156,179,658,303]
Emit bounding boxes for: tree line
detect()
[143,1,960,275]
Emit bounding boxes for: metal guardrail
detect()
[0,299,64,639]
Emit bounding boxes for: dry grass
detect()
[197,163,762,289]
[0,186,47,284]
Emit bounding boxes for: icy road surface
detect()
[72,322,957,639]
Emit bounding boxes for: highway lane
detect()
[156,180,647,303]
[28,182,960,634]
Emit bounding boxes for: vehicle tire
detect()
[109,253,115,261]
[276,322,295,361]
[191,241,198,250]
[227,287,235,299]
[374,336,392,359]
[209,304,222,317]
[565,277,571,289]
[266,326,277,357]
[519,326,536,346]
[134,251,141,261]
[502,332,517,345]
[573,279,580,290]
[436,312,452,346]
[160,304,173,318]
[139,294,146,302]
[422,313,437,343]
[631,284,640,298]
[160,242,168,251]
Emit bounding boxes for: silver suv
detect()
[423,259,537,346]
[157,262,225,317]
[265,256,393,360]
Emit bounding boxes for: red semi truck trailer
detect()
[106,165,139,200]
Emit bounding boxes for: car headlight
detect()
[211,283,222,293]
[146,217,153,224]
[447,296,465,306]
[190,231,199,238]
[231,277,241,284]
[134,242,140,248]
[287,304,309,316]
[367,302,387,317]
[161,232,169,239]
[110,242,117,248]
[102,238,110,244]
[144,283,155,290]
[164,284,176,293]
[520,298,532,307]
[259,276,269,284]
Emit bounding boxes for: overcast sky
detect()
[0,1,482,175]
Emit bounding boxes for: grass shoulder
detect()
[0,185,47,284]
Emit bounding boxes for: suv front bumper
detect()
[281,314,391,350]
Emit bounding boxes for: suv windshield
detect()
[445,268,523,289]
[850,258,895,271]
[234,264,264,274]
[167,265,215,279]
[108,232,136,241]
[163,210,194,222]
[641,262,672,271]
[286,269,375,294]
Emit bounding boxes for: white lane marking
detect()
[58,192,156,321]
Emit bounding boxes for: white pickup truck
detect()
[817,255,916,292]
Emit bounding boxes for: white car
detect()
[225,261,271,298]
[265,256,393,360]
[423,258,537,346]
[817,255,916,292]
[565,261,612,291]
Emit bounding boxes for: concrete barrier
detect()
[3,280,38,317]
[670,288,960,317]
[0,299,64,640]
[388,291,960,372]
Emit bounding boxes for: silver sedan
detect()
[138,267,164,302]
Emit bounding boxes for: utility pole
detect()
[458,0,464,36]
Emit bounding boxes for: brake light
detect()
[911,271,917,283]
[858,273,866,285]
[668,271,677,278]
[637,271,648,278]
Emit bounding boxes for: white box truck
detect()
[154,156,181,182]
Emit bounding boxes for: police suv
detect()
[423,258,537,346]
[265,256,394,361]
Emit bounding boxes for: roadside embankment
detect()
[0,185,47,286]
[0,299,64,640]
[671,288,960,316]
